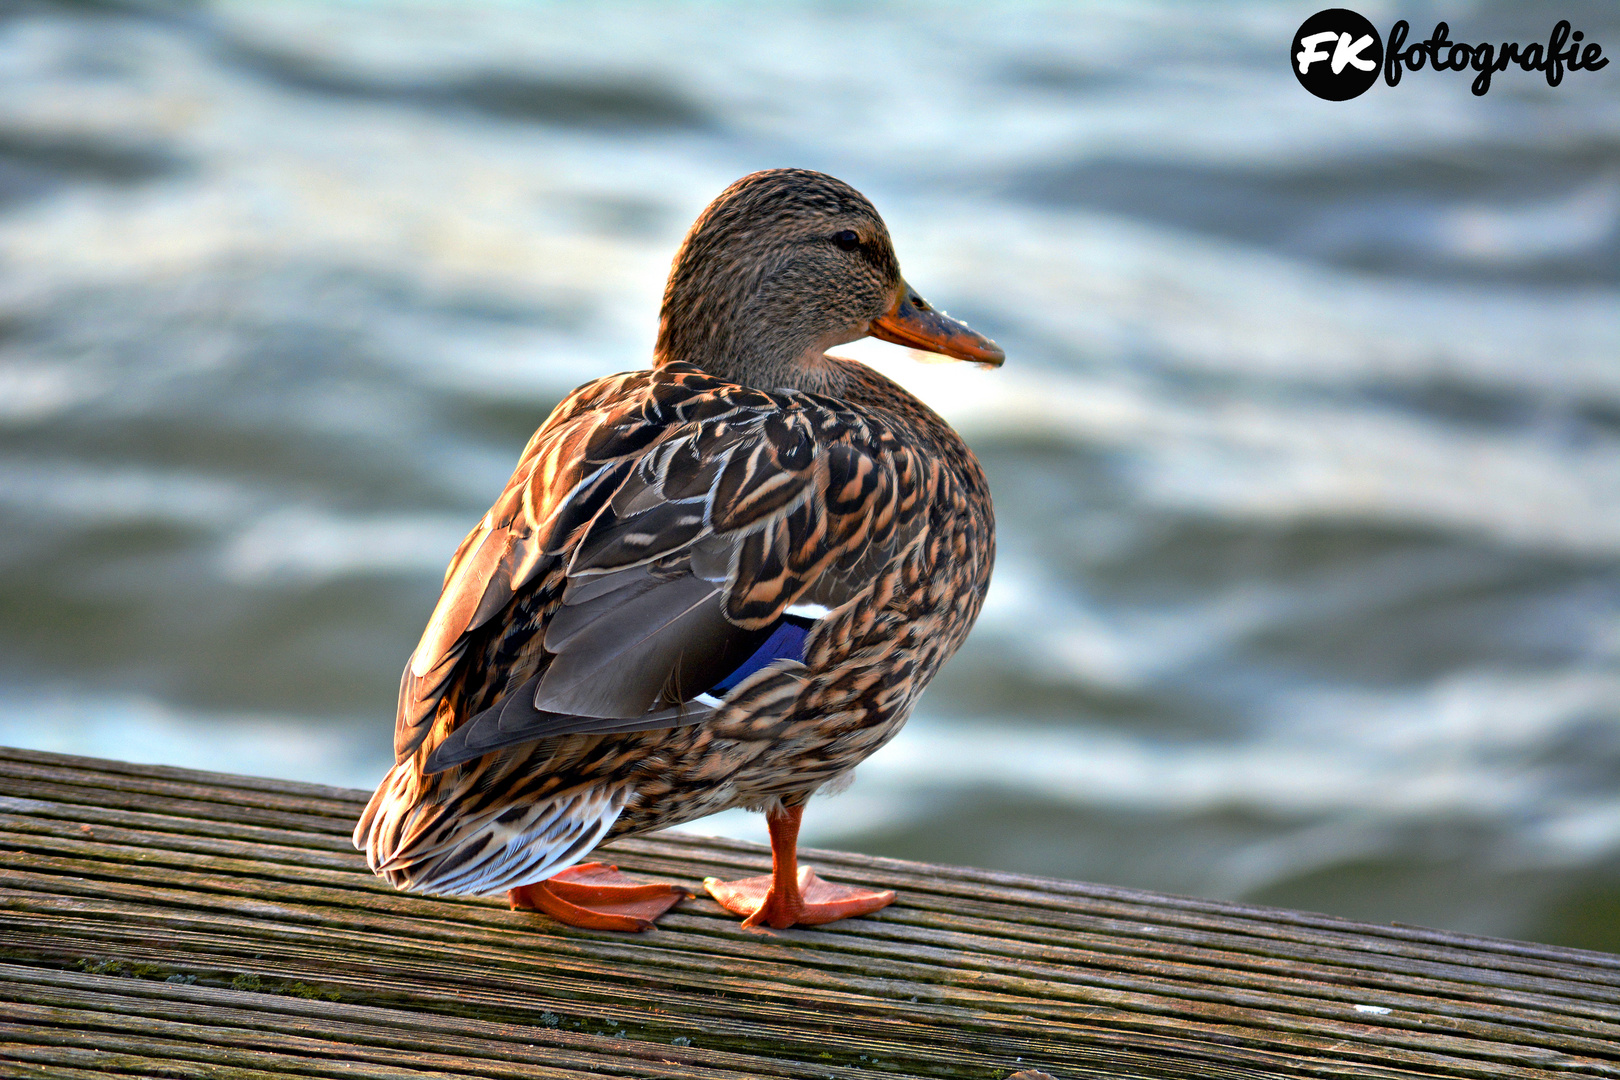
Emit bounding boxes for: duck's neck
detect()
[654,269,860,394]
[656,322,844,395]
[658,344,852,396]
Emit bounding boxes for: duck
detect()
[354,168,1001,931]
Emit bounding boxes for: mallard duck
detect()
[354,168,1001,931]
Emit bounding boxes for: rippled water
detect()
[1,0,1617,949]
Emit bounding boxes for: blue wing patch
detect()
[706,614,814,696]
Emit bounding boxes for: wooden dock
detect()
[1,745,1617,1079]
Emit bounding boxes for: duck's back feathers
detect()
[385,358,947,778]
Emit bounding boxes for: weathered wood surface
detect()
[0,745,1617,1080]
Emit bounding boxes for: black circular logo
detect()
[1292,8,1383,100]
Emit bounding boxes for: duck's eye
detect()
[831,229,860,251]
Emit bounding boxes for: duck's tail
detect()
[351,759,627,896]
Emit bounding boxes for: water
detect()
[1,0,1617,949]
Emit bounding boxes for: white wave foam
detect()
[849,343,1620,557]
[1435,178,1620,265]
[870,197,1620,400]
[219,509,469,584]
[0,460,251,527]
[681,665,1620,886]
[828,667,1620,861]
[971,557,1263,690]
[0,691,389,792]
[0,364,96,423]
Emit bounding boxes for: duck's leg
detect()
[704,803,895,929]
[508,863,691,932]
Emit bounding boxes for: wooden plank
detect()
[5,849,1618,1067]
[1,746,1618,1079]
[5,820,1611,1039]
[6,805,1613,1028]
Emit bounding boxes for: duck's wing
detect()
[397,365,926,772]
[390,371,642,762]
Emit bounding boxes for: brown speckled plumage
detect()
[355,169,998,900]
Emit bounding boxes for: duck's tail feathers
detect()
[352,761,626,897]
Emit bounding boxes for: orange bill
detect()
[868,282,1004,367]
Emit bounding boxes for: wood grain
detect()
[1,745,1616,1079]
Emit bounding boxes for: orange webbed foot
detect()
[705,866,895,929]
[508,862,691,932]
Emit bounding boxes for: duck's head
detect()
[655,168,1003,392]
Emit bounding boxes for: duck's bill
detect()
[868,283,1004,367]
